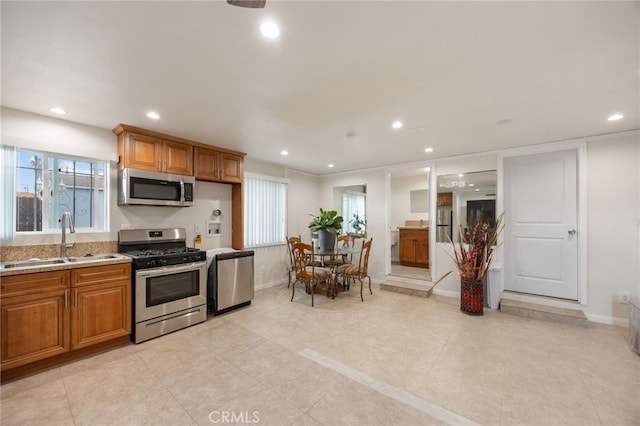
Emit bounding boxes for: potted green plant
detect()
[349,212,367,237]
[308,208,344,251]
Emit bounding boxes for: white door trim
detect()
[497,139,588,305]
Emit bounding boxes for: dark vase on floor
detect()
[460,278,484,315]
[317,229,336,252]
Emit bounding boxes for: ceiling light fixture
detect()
[281,150,288,156]
[392,120,403,129]
[424,148,433,153]
[146,111,160,120]
[328,164,335,168]
[49,107,67,115]
[607,113,624,121]
[260,21,280,38]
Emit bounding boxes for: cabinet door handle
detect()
[64,290,68,308]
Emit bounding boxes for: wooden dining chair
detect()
[335,238,373,301]
[290,242,332,307]
[286,235,301,287]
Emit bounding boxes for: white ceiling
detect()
[2,1,638,175]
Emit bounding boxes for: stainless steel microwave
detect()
[118,168,195,207]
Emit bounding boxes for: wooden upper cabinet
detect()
[163,140,193,175]
[437,192,453,207]
[194,146,243,184]
[114,125,193,175]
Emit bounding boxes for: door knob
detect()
[568,229,576,235]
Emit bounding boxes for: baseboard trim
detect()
[585,313,629,327]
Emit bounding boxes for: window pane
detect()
[13,149,107,233]
[342,192,365,234]
[15,151,43,231]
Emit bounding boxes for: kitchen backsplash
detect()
[0,241,118,262]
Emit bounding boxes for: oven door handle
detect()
[136,262,205,278]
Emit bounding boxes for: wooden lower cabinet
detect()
[0,288,70,370]
[72,280,131,350]
[398,228,429,268]
[71,263,131,350]
[0,263,131,379]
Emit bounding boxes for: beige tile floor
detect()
[2,284,639,426]
[390,263,432,281]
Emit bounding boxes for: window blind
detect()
[244,175,287,247]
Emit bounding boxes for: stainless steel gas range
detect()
[118,228,207,343]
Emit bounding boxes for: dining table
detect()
[309,245,363,297]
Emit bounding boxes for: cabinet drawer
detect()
[0,271,70,298]
[72,263,131,287]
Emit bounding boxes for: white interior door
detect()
[504,149,578,300]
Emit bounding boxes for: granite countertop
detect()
[0,254,132,277]
[397,226,429,230]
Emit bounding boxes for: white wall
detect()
[286,169,320,239]
[390,174,430,228]
[585,133,640,324]
[318,169,387,280]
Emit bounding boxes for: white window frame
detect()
[11,147,108,235]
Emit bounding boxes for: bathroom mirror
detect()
[410,189,428,213]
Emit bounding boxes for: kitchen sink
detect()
[0,254,128,270]
[65,254,120,262]
[1,258,67,269]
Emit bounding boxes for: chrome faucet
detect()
[60,212,76,257]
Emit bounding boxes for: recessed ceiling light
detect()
[328,164,335,168]
[475,188,480,192]
[146,111,160,120]
[424,147,433,153]
[49,107,67,115]
[607,113,624,121]
[469,183,475,187]
[458,173,464,177]
[281,150,288,156]
[392,120,403,129]
[260,21,280,38]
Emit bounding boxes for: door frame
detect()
[384,160,435,284]
[497,139,588,304]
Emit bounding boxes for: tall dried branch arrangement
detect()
[448,213,504,282]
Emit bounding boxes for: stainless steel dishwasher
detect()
[207,250,254,315]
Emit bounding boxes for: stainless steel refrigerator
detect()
[436,206,453,242]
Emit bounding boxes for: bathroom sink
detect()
[0,258,67,269]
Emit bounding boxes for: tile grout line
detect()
[298,348,481,426]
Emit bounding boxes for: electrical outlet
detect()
[618,291,631,303]
[260,266,265,276]
[194,224,202,233]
